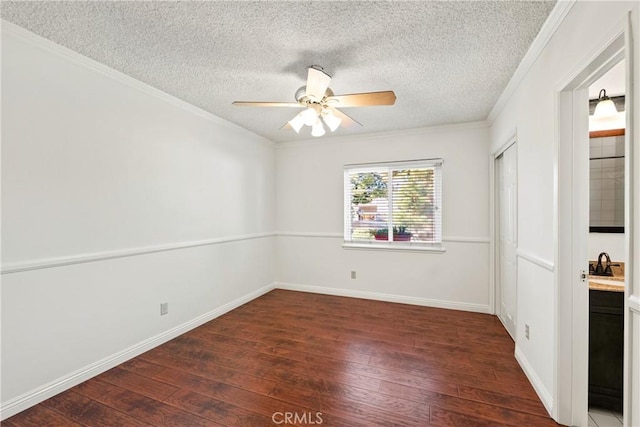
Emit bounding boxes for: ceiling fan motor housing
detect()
[295,85,334,104]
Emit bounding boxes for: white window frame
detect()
[343,159,444,253]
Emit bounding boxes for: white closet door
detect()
[497,143,517,339]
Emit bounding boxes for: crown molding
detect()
[1,20,275,147]
[487,0,577,125]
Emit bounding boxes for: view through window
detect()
[344,159,442,248]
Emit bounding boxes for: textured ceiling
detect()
[1,1,556,142]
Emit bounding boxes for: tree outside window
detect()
[344,160,442,246]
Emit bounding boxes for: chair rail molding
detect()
[276,231,489,244]
[1,232,277,274]
[516,248,555,272]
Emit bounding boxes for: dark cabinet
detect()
[589,289,624,412]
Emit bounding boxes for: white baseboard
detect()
[514,344,554,416]
[274,282,490,314]
[0,282,275,420]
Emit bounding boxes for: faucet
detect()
[594,252,613,276]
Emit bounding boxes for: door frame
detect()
[555,14,635,426]
[492,135,518,338]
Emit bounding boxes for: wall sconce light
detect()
[594,89,618,118]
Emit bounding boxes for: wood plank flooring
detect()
[3,289,560,426]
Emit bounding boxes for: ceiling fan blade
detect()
[305,66,332,101]
[232,101,301,107]
[331,108,362,129]
[326,91,396,107]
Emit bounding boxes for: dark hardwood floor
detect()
[3,289,560,426]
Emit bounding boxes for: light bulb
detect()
[288,113,305,133]
[311,119,326,137]
[301,107,318,126]
[594,99,617,118]
[322,109,342,132]
[594,88,618,118]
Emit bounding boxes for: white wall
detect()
[0,23,276,417]
[589,233,626,263]
[276,124,491,313]
[489,1,640,423]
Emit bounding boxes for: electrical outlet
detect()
[351,271,356,279]
[160,302,168,316]
[525,324,530,340]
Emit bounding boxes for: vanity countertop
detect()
[589,280,624,292]
[588,261,624,292]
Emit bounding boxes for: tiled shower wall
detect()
[590,134,625,227]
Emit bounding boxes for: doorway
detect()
[495,141,518,339]
[556,20,636,427]
[586,62,626,427]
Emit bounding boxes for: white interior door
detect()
[623,13,638,427]
[497,143,518,339]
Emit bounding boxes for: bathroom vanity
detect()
[588,260,624,413]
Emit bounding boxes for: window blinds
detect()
[344,159,443,247]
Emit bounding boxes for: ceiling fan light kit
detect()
[288,113,305,133]
[233,65,396,138]
[311,119,326,137]
[301,106,320,126]
[322,108,342,132]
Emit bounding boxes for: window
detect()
[343,159,443,250]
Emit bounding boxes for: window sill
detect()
[342,242,446,253]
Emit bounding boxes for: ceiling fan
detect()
[232,65,396,137]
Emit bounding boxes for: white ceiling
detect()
[1,1,557,142]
